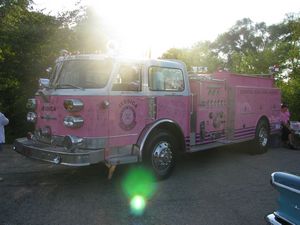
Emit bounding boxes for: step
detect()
[105,154,138,166]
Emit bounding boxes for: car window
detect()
[112,65,141,91]
[148,66,184,91]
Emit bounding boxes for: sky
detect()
[33,0,299,58]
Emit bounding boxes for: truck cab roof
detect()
[56,54,186,71]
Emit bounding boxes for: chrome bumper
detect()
[265,213,294,225]
[13,137,104,166]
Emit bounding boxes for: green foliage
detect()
[161,42,221,72]
[278,79,300,121]
[271,13,300,119]
[0,0,108,142]
[208,18,273,73]
[161,13,300,120]
[0,0,300,142]
[187,41,221,72]
[71,7,107,53]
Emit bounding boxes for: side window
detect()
[112,65,141,91]
[148,67,184,91]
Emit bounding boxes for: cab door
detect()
[107,63,148,147]
[147,65,190,135]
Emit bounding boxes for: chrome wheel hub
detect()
[259,127,268,147]
[152,141,173,172]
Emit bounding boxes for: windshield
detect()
[52,59,113,89]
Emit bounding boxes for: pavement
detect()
[0,143,300,225]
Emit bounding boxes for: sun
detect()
[86,0,238,58]
[87,0,174,58]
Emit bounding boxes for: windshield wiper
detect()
[55,83,84,90]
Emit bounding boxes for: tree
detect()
[161,48,190,67]
[69,6,108,53]
[161,42,221,73]
[188,41,221,73]
[271,13,300,120]
[269,13,300,80]
[161,14,300,119]
[0,0,110,142]
[211,18,274,73]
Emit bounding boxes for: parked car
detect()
[266,172,300,225]
[290,121,300,149]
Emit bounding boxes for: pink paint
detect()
[34,70,280,151]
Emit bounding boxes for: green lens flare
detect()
[130,195,146,215]
[122,167,157,215]
[122,167,156,199]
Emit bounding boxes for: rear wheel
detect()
[144,130,177,180]
[251,119,269,154]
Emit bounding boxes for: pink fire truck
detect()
[13,54,281,179]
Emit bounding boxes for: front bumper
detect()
[13,138,104,166]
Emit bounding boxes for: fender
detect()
[136,118,184,161]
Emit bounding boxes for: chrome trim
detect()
[258,125,269,147]
[109,133,138,138]
[27,112,37,123]
[265,213,284,225]
[64,99,84,112]
[83,137,107,149]
[137,119,182,160]
[63,135,83,151]
[274,212,296,225]
[271,172,300,194]
[34,133,107,149]
[190,132,196,145]
[13,138,105,166]
[102,100,110,109]
[151,141,173,173]
[148,97,156,119]
[63,116,84,128]
[39,78,50,88]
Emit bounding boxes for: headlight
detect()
[64,116,84,128]
[64,99,84,112]
[27,112,37,123]
[26,98,36,110]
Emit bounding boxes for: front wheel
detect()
[251,120,270,154]
[144,130,177,180]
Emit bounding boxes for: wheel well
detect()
[146,122,186,154]
[257,116,270,132]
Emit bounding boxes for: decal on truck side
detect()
[119,99,137,131]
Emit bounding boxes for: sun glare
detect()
[36,0,298,58]
[86,0,246,58]
[88,0,202,58]
[88,0,154,57]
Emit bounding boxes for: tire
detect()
[144,130,177,180]
[251,119,270,154]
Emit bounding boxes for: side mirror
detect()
[39,78,50,89]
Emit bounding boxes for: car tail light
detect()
[63,99,84,112]
[63,116,84,128]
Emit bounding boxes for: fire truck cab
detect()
[13,54,281,179]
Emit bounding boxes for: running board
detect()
[190,142,226,152]
[105,154,138,166]
[189,138,253,152]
